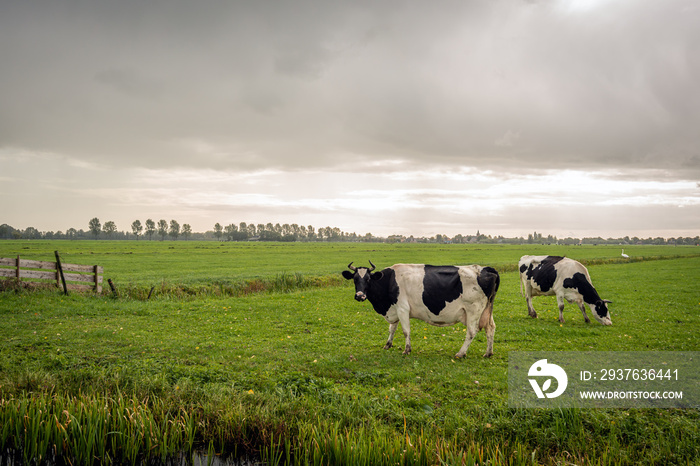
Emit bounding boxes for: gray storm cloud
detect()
[1,0,699,237]
[2,0,698,173]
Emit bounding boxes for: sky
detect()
[1,0,699,239]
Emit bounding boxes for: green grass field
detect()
[0,241,699,465]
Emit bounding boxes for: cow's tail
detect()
[478,267,499,330]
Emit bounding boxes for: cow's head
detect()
[342,261,383,302]
[590,299,613,325]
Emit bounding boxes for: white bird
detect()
[621,249,629,258]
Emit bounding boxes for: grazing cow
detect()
[342,261,499,358]
[518,255,612,325]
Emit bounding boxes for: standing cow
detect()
[519,255,612,325]
[342,261,499,358]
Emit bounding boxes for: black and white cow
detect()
[342,261,500,358]
[518,255,612,325]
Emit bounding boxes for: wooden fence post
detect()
[54,251,68,295]
[108,278,117,297]
[15,255,20,280]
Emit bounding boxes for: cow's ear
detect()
[342,270,355,280]
[370,271,383,281]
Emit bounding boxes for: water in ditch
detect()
[0,448,264,466]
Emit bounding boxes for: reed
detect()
[0,392,196,465]
[2,390,698,465]
[95,272,346,301]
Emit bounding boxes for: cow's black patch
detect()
[477,266,500,303]
[366,268,400,316]
[422,265,463,315]
[563,272,607,317]
[526,256,564,292]
[519,263,528,274]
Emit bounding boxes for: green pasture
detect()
[0,241,699,465]
[2,239,698,283]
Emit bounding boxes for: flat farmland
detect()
[0,241,699,465]
[2,239,698,283]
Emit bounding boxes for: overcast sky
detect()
[1,0,699,238]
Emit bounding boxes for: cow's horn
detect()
[347,262,357,271]
[368,260,376,271]
[603,299,613,304]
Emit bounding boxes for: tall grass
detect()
[0,392,195,465]
[103,272,345,300]
[2,387,699,464]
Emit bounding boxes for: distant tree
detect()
[169,220,180,240]
[131,220,143,240]
[157,220,168,240]
[182,224,192,240]
[145,219,156,240]
[260,228,281,241]
[103,221,117,237]
[214,223,223,241]
[24,227,41,239]
[0,224,18,239]
[66,228,78,239]
[224,224,238,241]
[89,218,101,238]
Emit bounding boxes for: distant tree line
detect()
[0,221,698,246]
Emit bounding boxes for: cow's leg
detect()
[524,284,537,318]
[484,313,496,358]
[456,323,478,359]
[526,294,537,318]
[557,295,566,323]
[398,312,411,355]
[384,322,398,349]
[470,303,496,358]
[475,303,495,358]
[578,302,591,324]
